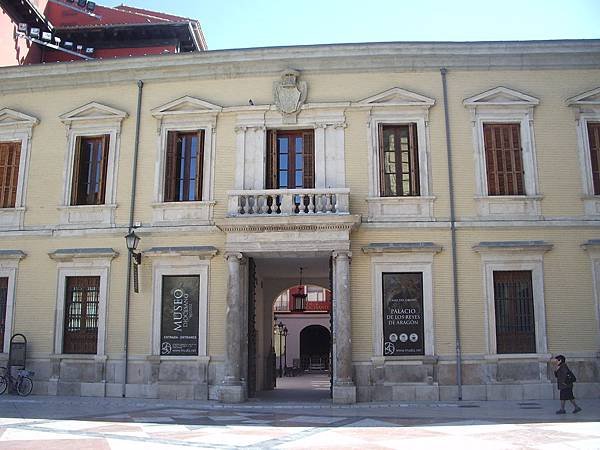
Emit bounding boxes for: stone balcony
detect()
[227,188,350,217]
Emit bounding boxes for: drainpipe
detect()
[440,68,463,400]
[123,80,144,397]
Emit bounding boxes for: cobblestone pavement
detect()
[0,393,598,449]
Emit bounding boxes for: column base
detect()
[333,383,356,404]
[219,384,247,403]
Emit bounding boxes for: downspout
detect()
[440,68,463,400]
[123,80,144,397]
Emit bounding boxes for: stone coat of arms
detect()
[273,69,307,121]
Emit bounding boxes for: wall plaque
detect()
[382,272,424,356]
[160,275,199,356]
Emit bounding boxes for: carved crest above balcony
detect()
[273,69,307,123]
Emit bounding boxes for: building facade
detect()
[0,40,599,403]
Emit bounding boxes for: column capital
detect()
[224,251,244,261]
[332,250,352,261]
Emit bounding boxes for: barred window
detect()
[493,270,535,354]
[0,277,7,351]
[63,276,100,354]
[588,122,600,195]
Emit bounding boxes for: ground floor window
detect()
[382,272,425,356]
[0,277,7,350]
[63,276,100,354]
[160,275,200,356]
[493,270,536,354]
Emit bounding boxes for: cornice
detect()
[1,40,599,94]
[216,215,361,234]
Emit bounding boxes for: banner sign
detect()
[382,272,424,356]
[160,275,199,356]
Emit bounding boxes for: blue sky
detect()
[103,0,600,50]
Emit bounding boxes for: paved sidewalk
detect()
[0,394,598,449]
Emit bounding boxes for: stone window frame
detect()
[0,250,26,354]
[151,96,220,226]
[233,105,347,190]
[145,246,217,359]
[473,241,552,357]
[566,87,600,217]
[362,243,442,358]
[582,240,600,348]
[49,248,118,358]
[357,87,436,222]
[464,87,542,219]
[0,108,39,230]
[59,103,127,228]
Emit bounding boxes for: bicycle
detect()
[0,367,34,396]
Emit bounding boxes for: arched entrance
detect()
[300,325,330,371]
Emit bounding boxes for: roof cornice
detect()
[1,40,599,94]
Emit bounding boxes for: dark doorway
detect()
[300,325,330,371]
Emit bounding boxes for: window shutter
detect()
[71,136,83,205]
[378,123,386,195]
[0,142,21,208]
[588,122,600,195]
[98,135,110,204]
[266,130,278,189]
[302,130,315,188]
[196,130,205,200]
[484,123,524,196]
[164,131,178,202]
[409,123,420,196]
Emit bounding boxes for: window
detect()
[483,123,525,196]
[0,142,21,208]
[360,87,435,221]
[59,102,126,227]
[588,122,600,195]
[379,124,419,197]
[164,131,205,202]
[474,240,551,356]
[464,87,541,218]
[266,130,314,189]
[493,270,535,354]
[0,108,38,229]
[0,277,7,351]
[71,136,109,206]
[63,276,100,354]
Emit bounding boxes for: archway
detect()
[300,325,330,371]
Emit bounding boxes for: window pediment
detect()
[566,87,600,107]
[59,102,128,126]
[358,87,435,108]
[0,108,39,130]
[463,86,539,108]
[152,96,222,119]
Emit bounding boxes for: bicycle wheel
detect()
[0,376,7,395]
[16,377,33,396]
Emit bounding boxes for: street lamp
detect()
[291,267,307,312]
[125,230,141,293]
[274,321,288,377]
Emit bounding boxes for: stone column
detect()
[332,250,356,404]
[220,252,246,403]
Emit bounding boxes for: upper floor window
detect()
[379,124,419,197]
[483,123,525,196]
[588,122,600,195]
[567,88,600,217]
[0,142,21,208]
[71,135,109,206]
[0,108,38,230]
[266,130,314,189]
[164,130,205,202]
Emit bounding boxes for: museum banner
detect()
[382,272,424,356]
[160,275,200,356]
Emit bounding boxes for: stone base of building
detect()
[219,384,247,403]
[333,383,356,404]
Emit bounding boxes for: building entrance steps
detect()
[256,372,331,403]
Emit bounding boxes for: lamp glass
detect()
[125,230,140,251]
